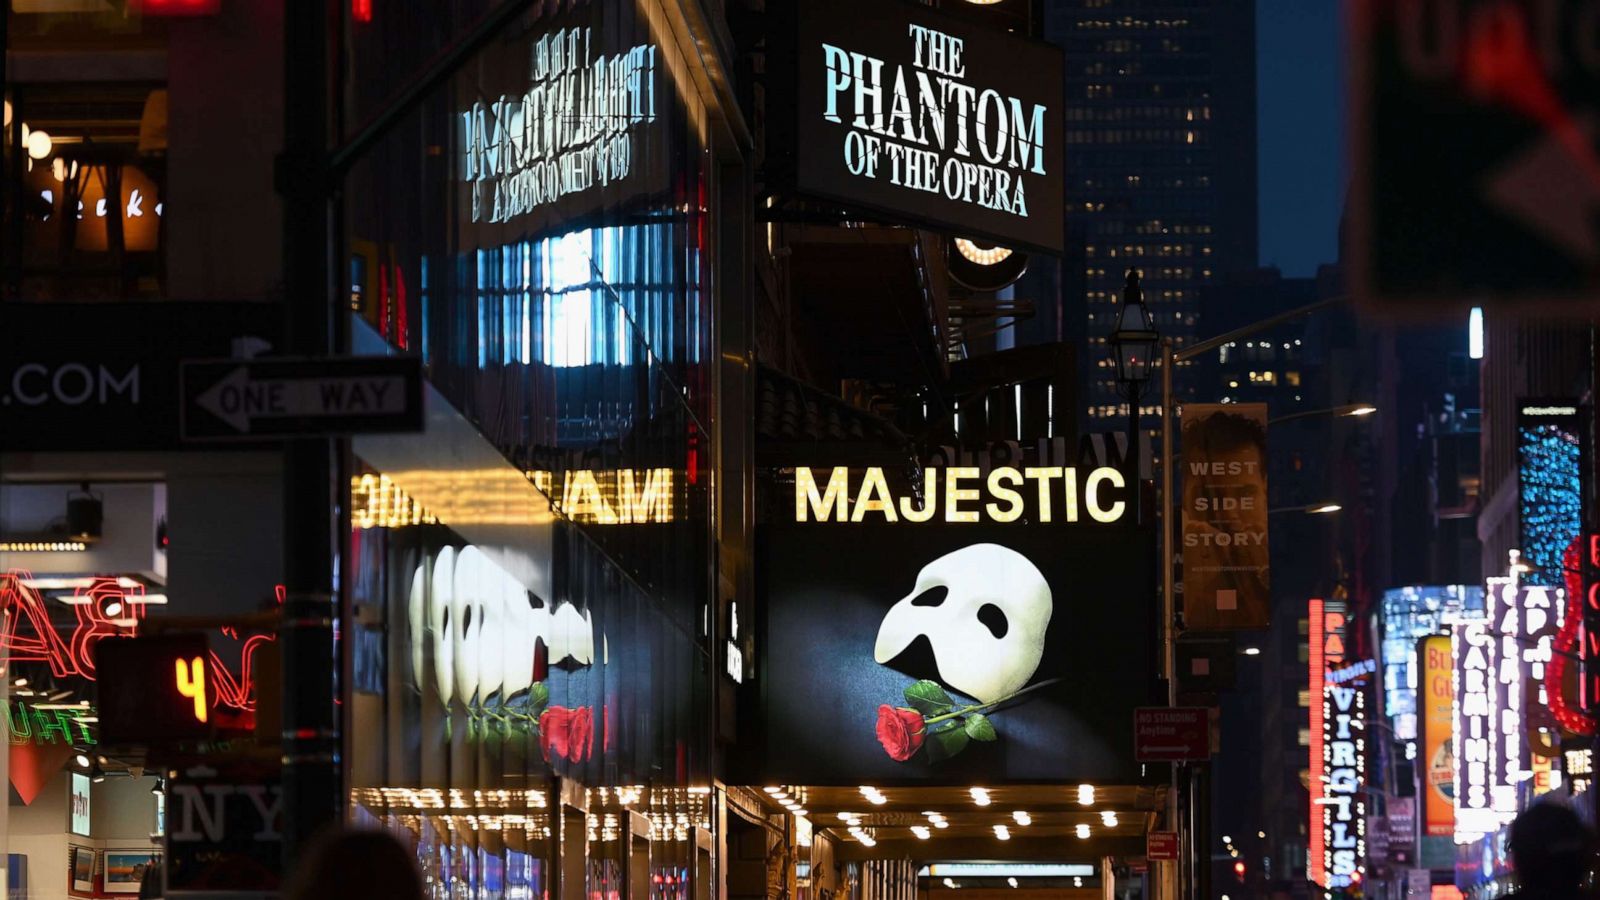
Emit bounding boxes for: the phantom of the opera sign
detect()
[459,24,659,227]
[788,0,1064,254]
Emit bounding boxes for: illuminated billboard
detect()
[1419,635,1454,837]
[1517,402,1581,587]
[746,499,1151,784]
[1322,664,1370,890]
[1380,585,1482,744]
[1309,597,1348,887]
[1453,579,1519,842]
[784,0,1065,253]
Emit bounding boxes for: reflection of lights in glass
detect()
[26,129,53,160]
[954,238,1013,266]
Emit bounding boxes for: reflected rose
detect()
[539,706,573,761]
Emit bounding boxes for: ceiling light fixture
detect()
[1007,878,1018,889]
[1076,823,1091,839]
[1077,784,1095,806]
[954,237,1014,266]
[1101,811,1118,827]
[911,825,931,840]
[1012,811,1031,826]
[969,787,991,806]
[993,825,1010,840]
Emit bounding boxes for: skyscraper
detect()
[1044,0,1258,432]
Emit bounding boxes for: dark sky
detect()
[1257,1,1345,276]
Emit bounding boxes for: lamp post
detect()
[1107,268,1160,500]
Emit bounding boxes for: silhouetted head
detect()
[1509,802,1592,891]
[285,828,424,900]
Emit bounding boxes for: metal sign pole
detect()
[279,0,341,872]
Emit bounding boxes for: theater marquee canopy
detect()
[783,0,1065,254]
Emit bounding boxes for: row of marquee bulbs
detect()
[766,786,1119,843]
[4,101,54,161]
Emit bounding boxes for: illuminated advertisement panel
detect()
[745,465,1150,784]
[1419,635,1455,837]
[785,0,1065,253]
[1453,579,1518,842]
[1517,402,1581,587]
[1308,597,1348,886]
[1381,585,1481,744]
[1323,663,1371,890]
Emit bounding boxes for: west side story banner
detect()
[783,0,1065,254]
[1181,403,1270,630]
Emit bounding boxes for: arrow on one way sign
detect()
[181,357,422,440]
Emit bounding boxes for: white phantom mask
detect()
[873,543,1052,704]
[429,546,456,706]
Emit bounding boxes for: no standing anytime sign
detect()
[1134,707,1210,763]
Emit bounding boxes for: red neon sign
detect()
[0,571,273,714]
[1548,536,1596,736]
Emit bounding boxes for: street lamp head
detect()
[1108,268,1159,386]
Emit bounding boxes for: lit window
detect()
[1285,371,1301,387]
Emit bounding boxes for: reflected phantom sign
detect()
[747,508,1152,784]
[787,0,1064,253]
[1181,404,1270,630]
[459,27,657,225]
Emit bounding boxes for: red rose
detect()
[539,706,573,761]
[875,705,926,761]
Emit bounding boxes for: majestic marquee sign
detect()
[1322,669,1368,890]
[791,465,1126,524]
[1181,404,1270,631]
[789,0,1064,253]
[747,519,1151,785]
[459,27,657,225]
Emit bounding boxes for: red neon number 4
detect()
[175,656,207,724]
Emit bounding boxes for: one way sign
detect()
[181,356,422,440]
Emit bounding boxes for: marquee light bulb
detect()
[1077,784,1095,806]
[1076,823,1091,839]
[1012,810,1031,826]
[954,237,1014,266]
[1008,878,1018,889]
[911,825,931,840]
[993,825,1010,840]
[969,787,991,806]
[26,129,52,160]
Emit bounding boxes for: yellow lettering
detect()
[1085,466,1125,523]
[985,467,1024,522]
[796,467,850,522]
[175,657,207,724]
[852,467,899,522]
[945,467,980,522]
[900,468,939,522]
[1024,467,1062,522]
